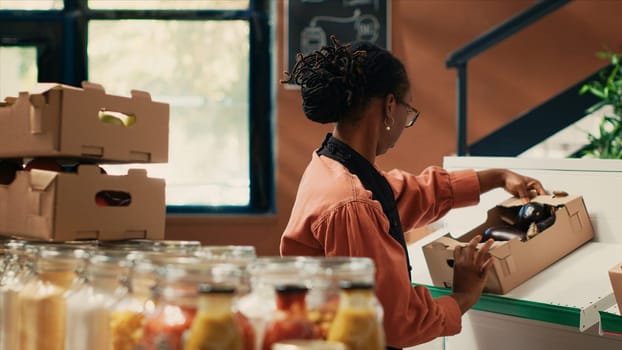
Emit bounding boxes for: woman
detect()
[280,37,546,349]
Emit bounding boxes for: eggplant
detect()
[0,159,22,185]
[535,213,556,232]
[516,202,553,231]
[481,225,526,242]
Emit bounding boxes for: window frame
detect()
[0,0,274,215]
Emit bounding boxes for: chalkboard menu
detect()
[285,0,390,73]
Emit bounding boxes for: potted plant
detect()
[578,50,622,159]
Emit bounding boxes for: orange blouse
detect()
[280,152,481,348]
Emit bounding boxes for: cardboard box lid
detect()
[499,194,579,208]
[28,169,58,191]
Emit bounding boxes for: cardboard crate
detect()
[422,194,594,294]
[0,81,168,163]
[0,165,165,241]
[608,263,622,311]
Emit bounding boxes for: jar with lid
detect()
[64,249,131,350]
[98,239,157,251]
[0,236,12,276]
[195,245,256,295]
[109,251,159,350]
[195,245,257,350]
[326,281,385,350]
[18,244,86,350]
[184,285,244,350]
[140,257,241,350]
[0,240,33,350]
[152,240,201,254]
[262,284,318,350]
[238,257,313,350]
[303,257,382,339]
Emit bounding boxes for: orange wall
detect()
[165,0,622,255]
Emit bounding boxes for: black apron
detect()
[317,133,411,350]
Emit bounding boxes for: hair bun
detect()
[301,72,351,123]
[285,36,367,124]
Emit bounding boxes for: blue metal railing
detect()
[446,0,572,156]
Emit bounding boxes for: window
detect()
[0,46,37,98]
[0,0,274,214]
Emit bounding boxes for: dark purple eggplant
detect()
[481,225,526,242]
[0,159,22,185]
[535,213,556,232]
[516,202,553,231]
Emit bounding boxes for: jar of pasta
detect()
[326,281,385,350]
[17,244,87,350]
[109,251,159,350]
[65,249,130,350]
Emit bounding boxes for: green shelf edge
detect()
[422,284,581,328]
[600,311,622,335]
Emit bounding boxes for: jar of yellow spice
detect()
[327,281,385,350]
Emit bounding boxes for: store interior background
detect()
[166,0,622,255]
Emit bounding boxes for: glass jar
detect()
[109,252,159,350]
[0,240,32,350]
[326,281,385,350]
[152,240,201,254]
[0,236,11,276]
[64,249,130,350]
[140,257,241,350]
[184,285,244,350]
[195,245,256,295]
[98,239,157,251]
[238,257,311,350]
[18,244,86,350]
[303,257,381,339]
[195,245,257,350]
[262,285,318,350]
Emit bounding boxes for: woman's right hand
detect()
[449,235,494,314]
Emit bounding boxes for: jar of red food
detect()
[262,284,318,350]
[238,257,313,350]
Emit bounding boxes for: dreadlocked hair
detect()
[282,36,410,124]
[282,36,367,124]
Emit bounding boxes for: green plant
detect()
[578,50,622,158]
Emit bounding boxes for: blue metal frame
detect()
[0,0,275,215]
[445,0,572,156]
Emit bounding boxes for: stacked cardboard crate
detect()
[0,81,169,241]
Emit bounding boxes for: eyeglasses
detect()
[399,101,420,128]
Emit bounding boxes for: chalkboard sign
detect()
[285,0,390,76]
